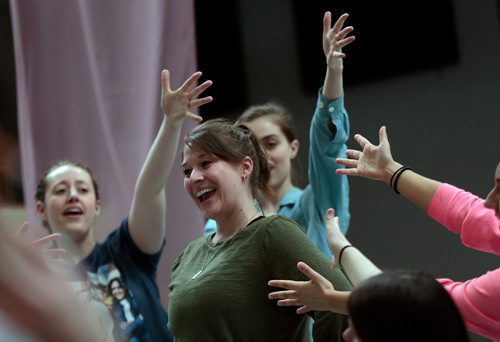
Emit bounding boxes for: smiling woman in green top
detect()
[168,117,351,341]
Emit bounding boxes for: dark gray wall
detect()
[238,1,499,341]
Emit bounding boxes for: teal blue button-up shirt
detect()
[204,90,350,258]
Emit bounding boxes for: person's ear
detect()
[95,199,102,216]
[36,201,46,220]
[290,139,299,159]
[241,156,254,181]
[36,201,52,231]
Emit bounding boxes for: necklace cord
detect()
[192,211,261,280]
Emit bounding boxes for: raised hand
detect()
[324,208,350,268]
[160,69,213,123]
[336,126,398,183]
[268,262,340,314]
[323,11,355,70]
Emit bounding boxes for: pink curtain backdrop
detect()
[10,0,203,307]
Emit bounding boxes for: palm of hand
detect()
[324,34,344,68]
[161,89,190,121]
[358,144,391,181]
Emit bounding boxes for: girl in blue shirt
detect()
[205,11,354,258]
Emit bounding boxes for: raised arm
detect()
[324,208,381,285]
[322,12,355,100]
[336,126,442,211]
[129,70,212,254]
[305,12,355,246]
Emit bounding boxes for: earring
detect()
[241,174,246,181]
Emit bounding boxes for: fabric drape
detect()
[10,0,203,307]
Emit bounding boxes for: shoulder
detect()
[252,214,300,227]
[172,236,206,268]
[250,215,305,239]
[182,236,207,253]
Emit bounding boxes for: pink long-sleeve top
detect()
[427,183,500,341]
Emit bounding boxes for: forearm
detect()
[339,246,382,286]
[134,116,182,198]
[382,162,442,211]
[322,67,343,100]
[129,116,182,252]
[309,92,350,233]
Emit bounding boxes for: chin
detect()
[200,206,220,222]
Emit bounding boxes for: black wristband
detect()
[393,166,412,194]
[338,245,354,268]
[389,166,406,188]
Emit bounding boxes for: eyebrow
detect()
[181,152,208,168]
[52,180,89,187]
[260,134,279,141]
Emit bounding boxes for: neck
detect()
[261,179,294,215]
[213,206,260,243]
[57,231,96,264]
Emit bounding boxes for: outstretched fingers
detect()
[179,71,203,92]
[268,280,301,295]
[296,262,325,285]
[267,287,308,313]
[331,13,349,34]
[379,125,388,145]
[161,69,213,122]
[32,233,61,248]
[353,133,373,149]
[188,80,214,108]
[161,69,171,94]
[326,12,354,62]
[323,11,332,39]
[336,149,361,173]
[335,30,355,50]
[14,221,30,242]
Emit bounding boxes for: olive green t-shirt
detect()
[168,215,351,341]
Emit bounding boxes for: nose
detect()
[68,186,79,201]
[189,168,205,182]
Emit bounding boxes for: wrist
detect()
[329,291,350,314]
[338,245,355,268]
[384,162,403,184]
[164,115,184,129]
[330,234,350,257]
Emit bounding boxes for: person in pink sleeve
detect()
[334,126,500,341]
[268,126,499,340]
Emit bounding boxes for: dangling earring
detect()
[241,174,246,181]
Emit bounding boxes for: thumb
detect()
[161,69,170,93]
[379,125,388,146]
[324,208,335,225]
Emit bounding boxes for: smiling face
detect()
[244,116,298,194]
[36,164,101,243]
[110,279,125,301]
[182,146,250,221]
[484,162,500,218]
